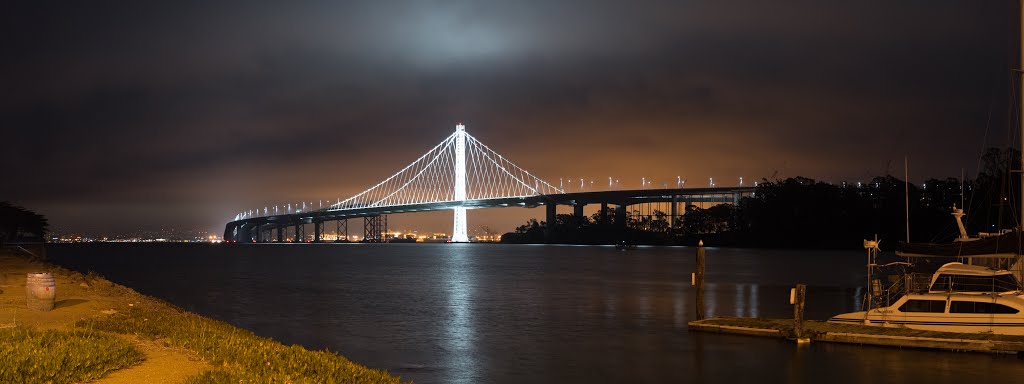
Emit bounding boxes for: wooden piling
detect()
[793,284,808,342]
[696,240,706,321]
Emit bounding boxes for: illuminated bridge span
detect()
[224,124,754,243]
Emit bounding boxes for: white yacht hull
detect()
[829,310,1024,336]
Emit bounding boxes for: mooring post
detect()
[695,239,706,321]
[792,283,809,343]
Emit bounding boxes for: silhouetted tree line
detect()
[0,202,49,245]
[502,148,1022,249]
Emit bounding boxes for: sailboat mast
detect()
[1019,0,1023,287]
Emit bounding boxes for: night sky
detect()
[3,1,1020,235]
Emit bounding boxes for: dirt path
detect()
[95,336,206,384]
[0,251,210,383]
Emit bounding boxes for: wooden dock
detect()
[689,317,1024,354]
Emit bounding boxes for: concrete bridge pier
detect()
[615,203,627,232]
[600,203,609,225]
[573,203,585,221]
[314,220,323,242]
[294,223,303,242]
[223,223,240,243]
[277,225,284,242]
[544,203,557,239]
[239,222,256,243]
[671,195,678,230]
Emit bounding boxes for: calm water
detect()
[50,243,1024,383]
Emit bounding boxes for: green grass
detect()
[78,306,404,383]
[0,326,144,383]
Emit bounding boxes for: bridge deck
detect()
[224,187,755,242]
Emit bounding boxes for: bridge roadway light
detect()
[740,177,743,187]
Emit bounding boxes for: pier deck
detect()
[689,317,1024,354]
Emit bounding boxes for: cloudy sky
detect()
[2,0,1019,235]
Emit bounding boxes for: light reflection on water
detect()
[442,245,477,384]
[50,243,1024,384]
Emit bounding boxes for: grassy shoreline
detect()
[0,249,404,383]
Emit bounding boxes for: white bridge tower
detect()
[451,123,470,242]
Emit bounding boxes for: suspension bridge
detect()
[223,124,754,243]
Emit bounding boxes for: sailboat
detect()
[828,4,1024,335]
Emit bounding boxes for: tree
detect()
[0,202,49,245]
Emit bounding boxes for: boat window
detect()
[930,274,1020,292]
[899,299,946,313]
[949,301,1019,314]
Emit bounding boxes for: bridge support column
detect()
[314,220,323,242]
[224,224,237,243]
[600,203,609,225]
[573,204,584,220]
[671,195,678,231]
[235,223,250,243]
[453,207,468,242]
[255,221,264,243]
[335,219,348,242]
[545,203,557,240]
[277,225,284,242]
[364,215,386,242]
[294,223,303,242]
[615,204,627,231]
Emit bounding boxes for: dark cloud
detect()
[2,0,1018,234]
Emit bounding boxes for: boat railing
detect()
[867,273,932,309]
[906,273,933,293]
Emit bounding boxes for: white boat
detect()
[829,2,1024,336]
[829,262,1024,335]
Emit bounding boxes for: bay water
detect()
[49,243,1024,383]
